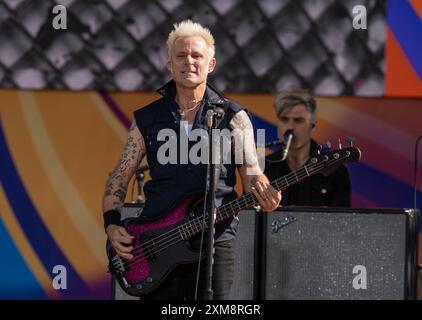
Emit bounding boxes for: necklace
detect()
[178,99,202,116]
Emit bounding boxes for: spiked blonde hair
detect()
[166,20,215,59]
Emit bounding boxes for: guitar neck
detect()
[183,162,319,239]
[216,163,315,223]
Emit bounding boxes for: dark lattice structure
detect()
[0,0,386,95]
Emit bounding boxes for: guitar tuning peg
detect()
[345,136,355,147]
[338,138,342,150]
[317,144,323,155]
[325,141,332,151]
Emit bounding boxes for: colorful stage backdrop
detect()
[385,0,422,97]
[0,90,421,299]
[0,0,421,300]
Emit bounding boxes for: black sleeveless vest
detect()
[134,81,245,232]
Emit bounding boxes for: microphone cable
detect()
[194,157,211,300]
[130,173,137,203]
[413,135,422,210]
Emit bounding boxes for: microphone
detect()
[206,107,225,118]
[281,129,294,161]
[207,109,215,128]
[213,107,225,119]
[206,100,226,127]
[209,99,227,117]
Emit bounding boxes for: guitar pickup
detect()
[111,255,126,273]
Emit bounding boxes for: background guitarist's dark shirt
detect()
[264,140,351,207]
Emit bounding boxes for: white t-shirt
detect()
[183,122,193,136]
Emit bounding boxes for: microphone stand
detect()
[135,167,146,204]
[204,108,222,301]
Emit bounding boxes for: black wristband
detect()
[103,209,122,232]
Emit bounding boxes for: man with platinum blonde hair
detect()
[166,20,215,59]
[102,19,281,300]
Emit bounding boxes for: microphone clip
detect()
[206,99,227,128]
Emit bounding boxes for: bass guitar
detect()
[107,146,361,296]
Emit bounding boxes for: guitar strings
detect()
[117,157,339,270]
[115,156,346,271]
[116,156,343,270]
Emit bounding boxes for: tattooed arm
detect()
[103,120,146,259]
[230,110,281,212]
[103,121,146,212]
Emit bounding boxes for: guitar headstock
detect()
[309,146,361,176]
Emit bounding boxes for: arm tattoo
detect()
[103,121,146,212]
[230,111,265,193]
[230,110,253,131]
[230,110,262,177]
[113,188,127,202]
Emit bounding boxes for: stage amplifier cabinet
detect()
[228,209,260,300]
[112,206,419,300]
[261,207,419,300]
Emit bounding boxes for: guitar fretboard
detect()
[176,158,325,240]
